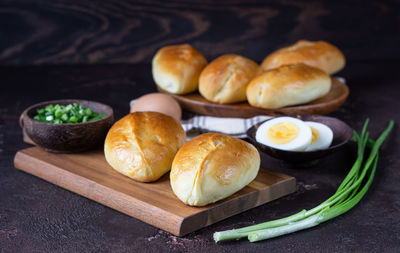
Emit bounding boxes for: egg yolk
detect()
[310,126,320,144]
[267,122,299,144]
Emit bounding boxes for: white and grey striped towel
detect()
[130,99,271,139]
[181,115,271,140]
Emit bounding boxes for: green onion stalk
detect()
[214,119,394,243]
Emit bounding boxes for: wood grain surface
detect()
[162,78,349,118]
[1,0,399,65]
[14,147,296,236]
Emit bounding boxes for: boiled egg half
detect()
[255,117,334,152]
[255,117,312,151]
[304,121,333,151]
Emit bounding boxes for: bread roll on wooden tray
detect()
[152,44,207,94]
[261,40,345,74]
[199,54,260,104]
[247,63,331,109]
[170,133,260,206]
[104,112,186,182]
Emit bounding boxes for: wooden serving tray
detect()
[162,78,349,118]
[14,147,296,236]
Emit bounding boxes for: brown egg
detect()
[130,93,182,122]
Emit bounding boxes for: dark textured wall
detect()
[1,0,399,65]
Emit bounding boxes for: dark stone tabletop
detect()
[1,1,399,252]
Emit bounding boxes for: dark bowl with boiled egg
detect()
[246,115,353,163]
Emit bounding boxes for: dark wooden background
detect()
[1,0,399,65]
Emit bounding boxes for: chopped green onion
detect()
[90,113,105,121]
[54,109,62,118]
[33,103,105,124]
[69,116,78,123]
[84,108,93,116]
[214,120,394,243]
[61,114,68,122]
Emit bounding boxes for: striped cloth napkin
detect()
[129,100,271,139]
[181,115,271,140]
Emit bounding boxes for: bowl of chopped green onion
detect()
[20,99,114,153]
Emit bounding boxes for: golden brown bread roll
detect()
[199,54,260,104]
[246,63,331,109]
[152,44,208,94]
[261,40,345,74]
[104,112,186,182]
[170,133,260,206]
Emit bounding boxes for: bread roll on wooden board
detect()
[247,63,331,109]
[261,40,345,74]
[199,54,260,104]
[104,112,186,182]
[152,44,207,95]
[170,133,260,206]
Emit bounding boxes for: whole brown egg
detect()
[130,93,182,122]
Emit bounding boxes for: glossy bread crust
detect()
[247,63,331,109]
[199,54,260,104]
[170,133,260,206]
[261,40,345,74]
[104,112,186,182]
[152,44,207,94]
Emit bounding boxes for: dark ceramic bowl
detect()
[246,115,353,163]
[20,99,114,153]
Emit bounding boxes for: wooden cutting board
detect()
[14,147,296,236]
